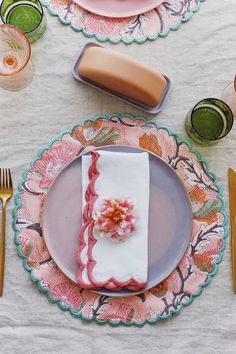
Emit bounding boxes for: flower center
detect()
[112,210,122,223]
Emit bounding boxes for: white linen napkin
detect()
[77,150,150,291]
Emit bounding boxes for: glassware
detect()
[221,77,236,118]
[185,98,234,145]
[0,24,34,91]
[0,0,46,43]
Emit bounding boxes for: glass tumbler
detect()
[0,0,47,43]
[221,78,236,118]
[185,98,234,145]
[0,24,34,91]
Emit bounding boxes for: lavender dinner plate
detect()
[74,0,164,18]
[42,146,193,297]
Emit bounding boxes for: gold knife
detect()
[228,168,236,293]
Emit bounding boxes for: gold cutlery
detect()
[0,169,13,297]
[228,168,236,293]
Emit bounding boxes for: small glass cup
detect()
[221,78,236,118]
[0,24,34,91]
[185,98,234,145]
[0,0,47,43]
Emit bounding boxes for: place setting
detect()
[0,0,235,329]
[12,111,228,325]
[41,0,205,44]
[0,0,205,44]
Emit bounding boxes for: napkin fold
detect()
[77,150,150,291]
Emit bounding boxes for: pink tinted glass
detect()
[0,24,34,91]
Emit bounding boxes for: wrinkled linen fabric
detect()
[0,1,236,353]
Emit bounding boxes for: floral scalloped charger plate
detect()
[13,114,227,326]
[41,0,206,44]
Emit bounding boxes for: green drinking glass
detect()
[185,98,234,145]
[0,0,47,43]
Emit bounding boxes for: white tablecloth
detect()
[0,1,236,353]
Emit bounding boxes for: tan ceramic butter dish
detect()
[72,43,172,114]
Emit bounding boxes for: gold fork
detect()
[0,169,13,297]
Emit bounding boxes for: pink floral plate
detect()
[41,0,205,44]
[42,145,193,297]
[13,114,227,326]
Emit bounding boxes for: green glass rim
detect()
[0,0,44,34]
[190,97,234,141]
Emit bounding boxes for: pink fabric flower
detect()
[94,199,136,242]
[34,142,78,188]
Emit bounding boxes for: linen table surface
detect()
[0,1,236,353]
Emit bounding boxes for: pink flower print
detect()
[19,237,32,257]
[150,280,168,298]
[50,0,73,6]
[71,119,120,147]
[193,238,223,273]
[34,142,78,188]
[192,254,214,273]
[83,14,115,37]
[19,229,50,269]
[100,303,134,323]
[94,199,136,242]
[166,268,183,294]
[51,282,84,309]
[155,129,177,163]
[202,238,223,259]
[116,304,134,323]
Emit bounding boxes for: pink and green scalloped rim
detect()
[41,0,206,44]
[12,114,227,326]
